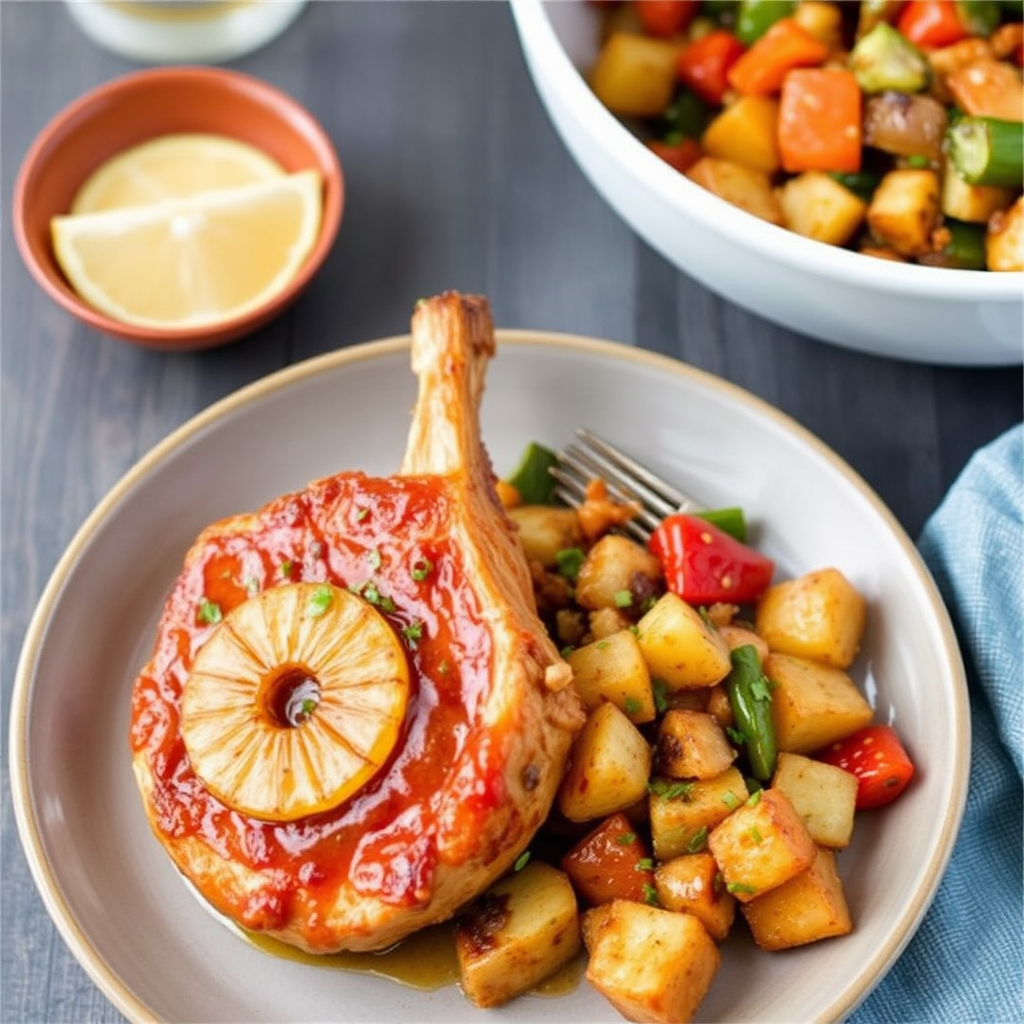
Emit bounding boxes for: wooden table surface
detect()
[1,3,1020,1023]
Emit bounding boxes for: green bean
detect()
[948,117,1024,188]
[725,644,777,783]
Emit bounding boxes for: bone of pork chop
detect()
[130,292,584,954]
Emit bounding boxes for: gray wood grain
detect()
[1,3,1020,1023]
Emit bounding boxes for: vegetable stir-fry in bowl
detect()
[511,0,1024,364]
[590,0,1022,270]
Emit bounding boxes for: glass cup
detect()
[64,0,309,64]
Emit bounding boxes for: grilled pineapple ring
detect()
[180,582,410,822]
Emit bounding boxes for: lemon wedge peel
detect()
[51,169,323,331]
[70,133,286,215]
[181,583,410,823]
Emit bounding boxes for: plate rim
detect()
[9,329,971,1024]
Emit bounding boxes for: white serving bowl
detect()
[510,0,1022,366]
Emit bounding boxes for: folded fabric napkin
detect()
[850,423,1023,1024]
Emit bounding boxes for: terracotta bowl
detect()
[13,65,343,351]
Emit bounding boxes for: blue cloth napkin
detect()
[850,424,1023,1024]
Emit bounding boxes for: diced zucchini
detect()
[850,22,931,93]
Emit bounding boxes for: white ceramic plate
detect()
[11,332,969,1023]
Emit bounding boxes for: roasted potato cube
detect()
[649,766,749,861]
[590,31,681,118]
[793,0,844,49]
[656,709,736,780]
[637,593,732,691]
[568,629,656,724]
[589,605,634,640]
[987,196,1024,272]
[560,812,656,906]
[701,95,781,174]
[779,172,867,246]
[866,169,941,257]
[508,505,584,569]
[455,860,582,1008]
[770,752,858,849]
[946,58,1024,121]
[718,622,770,661]
[654,852,737,941]
[741,845,853,950]
[687,157,785,224]
[558,701,653,823]
[941,163,1016,224]
[575,533,663,614]
[754,567,867,668]
[704,684,734,729]
[583,900,720,1024]
[764,652,874,754]
[707,789,817,903]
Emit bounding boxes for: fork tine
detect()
[575,429,698,514]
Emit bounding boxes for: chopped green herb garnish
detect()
[197,598,222,625]
[402,621,424,645]
[652,679,670,714]
[722,790,741,810]
[411,557,434,581]
[614,589,633,609]
[555,547,585,581]
[636,857,655,871]
[686,826,709,854]
[726,725,748,747]
[648,779,695,801]
[642,882,660,906]
[746,789,763,807]
[306,585,333,618]
[355,507,370,522]
[615,832,637,846]
[624,696,642,716]
[367,548,382,571]
[279,559,294,579]
[596,639,611,651]
[513,850,531,872]
[727,881,758,895]
[300,697,317,716]
[748,827,763,844]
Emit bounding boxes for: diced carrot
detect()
[647,136,703,173]
[778,68,862,173]
[677,29,746,105]
[897,0,969,49]
[727,18,830,96]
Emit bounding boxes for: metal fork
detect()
[551,428,701,543]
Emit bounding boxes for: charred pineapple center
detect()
[261,666,322,728]
[180,582,412,822]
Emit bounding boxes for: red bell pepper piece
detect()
[648,513,774,606]
[647,136,703,173]
[817,724,915,810]
[896,0,969,49]
[635,0,700,38]
[677,30,746,105]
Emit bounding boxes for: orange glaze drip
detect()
[130,472,501,936]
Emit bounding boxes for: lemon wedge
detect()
[51,170,323,330]
[70,133,286,214]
